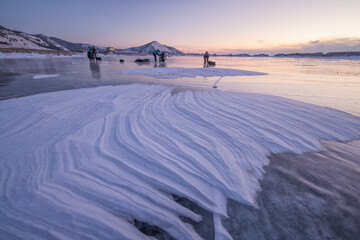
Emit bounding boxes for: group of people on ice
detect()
[153,49,213,67]
[88,46,212,66]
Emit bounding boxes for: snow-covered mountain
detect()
[0,25,95,51]
[118,41,184,55]
[0,25,58,50]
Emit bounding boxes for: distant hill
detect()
[117,41,184,55]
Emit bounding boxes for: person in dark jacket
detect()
[87,49,94,60]
[204,51,209,64]
[153,49,161,61]
[91,47,97,58]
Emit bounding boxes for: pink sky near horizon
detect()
[1,0,359,54]
[177,37,360,54]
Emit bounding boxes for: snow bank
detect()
[119,67,267,79]
[1,84,359,239]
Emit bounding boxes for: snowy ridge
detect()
[0,25,95,51]
[49,36,92,51]
[1,84,360,239]
[34,34,69,51]
[0,26,49,50]
[0,25,69,51]
[119,67,267,79]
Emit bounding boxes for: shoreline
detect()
[1,48,360,60]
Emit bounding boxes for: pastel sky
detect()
[1,0,360,54]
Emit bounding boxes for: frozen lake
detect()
[0,55,359,116]
[1,54,360,240]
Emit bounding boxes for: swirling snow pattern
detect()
[1,84,360,239]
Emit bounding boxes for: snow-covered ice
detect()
[32,74,60,79]
[1,84,359,239]
[119,67,267,79]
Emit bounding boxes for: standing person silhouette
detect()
[204,51,210,64]
[91,46,98,59]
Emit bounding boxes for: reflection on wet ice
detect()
[89,60,101,79]
[154,62,167,68]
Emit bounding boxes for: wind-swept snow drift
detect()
[119,67,267,79]
[1,84,360,239]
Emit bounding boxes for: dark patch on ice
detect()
[173,194,215,240]
[0,71,22,87]
[223,140,360,240]
[0,70,22,77]
[131,194,215,240]
[133,219,173,240]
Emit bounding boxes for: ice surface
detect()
[119,67,267,79]
[223,140,360,239]
[1,84,359,239]
[0,52,80,59]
